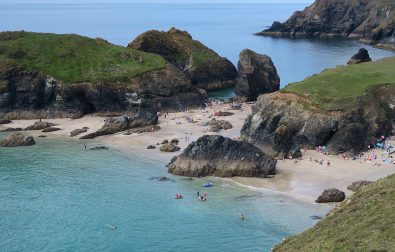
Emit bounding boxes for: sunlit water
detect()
[0,137,328,251]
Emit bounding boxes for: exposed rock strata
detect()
[235,49,280,101]
[241,86,395,158]
[168,135,277,177]
[258,0,395,50]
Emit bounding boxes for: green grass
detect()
[0,31,166,84]
[273,174,395,252]
[282,57,395,111]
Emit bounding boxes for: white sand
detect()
[2,102,394,202]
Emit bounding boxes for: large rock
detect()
[41,127,61,133]
[168,135,276,177]
[0,32,206,120]
[347,48,372,65]
[128,28,237,91]
[235,49,280,101]
[0,132,35,147]
[25,121,55,130]
[80,110,158,139]
[316,188,346,203]
[160,143,181,152]
[347,180,373,192]
[258,0,395,50]
[241,86,395,158]
[207,119,233,132]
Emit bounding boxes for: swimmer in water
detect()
[107,224,117,229]
[240,214,245,220]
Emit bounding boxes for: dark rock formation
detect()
[128,28,237,91]
[1,127,23,132]
[207,119,233,132]
[168,135,277,177]
[258,0,395,50]
[147,145,156,149]
[90,146,109,151]
[316,188,346,203]
[347,48,372,65]
[160,143,181,152]
[41,127,61,133]
[241,86,395,158]
[81,110,158,139]
[70,127,88,137]
[0,119,11,124]
[235,49,280,101]
[347,180,373,192]
[0,132,35,147]
[170,138,179,145]
[25,121,55,130]
[161,139,169,144]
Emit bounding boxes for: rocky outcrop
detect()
[235,49,280,101]
[207,119,233,132]
[25,121,55,130]
[316,188,346,203]
[1,127,23,132]
[258,0,395,50]
[0,32,207,119]
[80,110,158,139]
[160,143,181,152]
[0,132,35,147]
[0,119,11,124]
[70,127,89,137]
[347,180,373,191]
[41,127,61,133]
[347,48,372,65]
[168,135,276,177]
[241,86,395,158]
[128,28,237,91]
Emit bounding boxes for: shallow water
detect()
[0,137,328,251]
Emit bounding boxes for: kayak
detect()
[203,182,213,188]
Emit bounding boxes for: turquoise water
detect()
[0,137,328,251]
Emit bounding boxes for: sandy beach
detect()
[2,102,394,203]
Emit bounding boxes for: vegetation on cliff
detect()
[273,174,395,251]
[0,31,166,84]
[283,57,395,111]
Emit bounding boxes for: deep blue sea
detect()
[0,3,393,251]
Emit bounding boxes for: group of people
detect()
[197,191,207,201]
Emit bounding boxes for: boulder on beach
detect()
[25,121,55,131]
[147,145,156,149]
[316,188,346,203]
[207,119,232,132]
[161,139,169,144]
[90,146,109,151]
[80,110,158,139]
[70,128,88,137]
[347,48,372,65]
[160,143,181,152]
[347,180,373,192]
[42,127,61,133]
[1,127,23,132]
[0,119,11,124]
[168,135,277,177]
[0,132,35,147]
[235,49,280,101]
[170,138,179,145]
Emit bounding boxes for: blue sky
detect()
[0,0,314,4]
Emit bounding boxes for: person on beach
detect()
[204,192,207,199]
[197,191,200,198]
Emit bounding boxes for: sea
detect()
[0,3,394,252]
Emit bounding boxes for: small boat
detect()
[203,181,213,188]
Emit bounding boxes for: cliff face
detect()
[259,0,395,50]
[128,28,237,91]
[0,32,206,119]
[241,85,395,158]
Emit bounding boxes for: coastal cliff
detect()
[128,28,237,91]
[0,31,206,119]
[242,57,395,158]
[258,0,395,50]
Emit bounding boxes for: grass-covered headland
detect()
[274,174,395,251]
[283,57,395,111]
[0,31,166,84]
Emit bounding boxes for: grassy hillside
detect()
[283,57,395,111]
[274,174,395,251]
[0,31,166,84]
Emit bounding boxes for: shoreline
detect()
[1,102,395,203]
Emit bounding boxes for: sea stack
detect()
[235,49,280,101]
